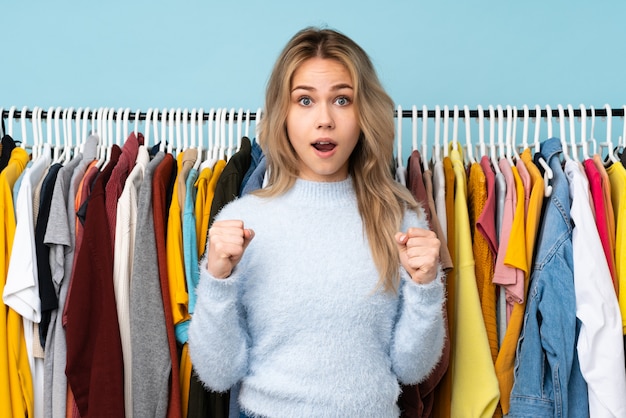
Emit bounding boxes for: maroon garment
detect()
[399,150,450,418]
[152,153,183,418]
[406,150,432,223]
[65,146,124,417]
[105,132,143,249]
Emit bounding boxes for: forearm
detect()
[391,267,446,384]
[188,261,249,391]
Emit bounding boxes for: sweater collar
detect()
[288,176,355,205]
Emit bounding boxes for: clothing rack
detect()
[2,106,626,121]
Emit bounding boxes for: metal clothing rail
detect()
[1,106,626,121]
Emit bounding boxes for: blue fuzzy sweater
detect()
[188,177,445,417]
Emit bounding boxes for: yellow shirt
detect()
[166,152,191,326]
[606,161,626,333]
[495,149,545,414]
[199,159,226,255]
[0,147,32,418]
[194,166,212,257]
[449,147,500,417]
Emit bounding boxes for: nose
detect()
[316,103,334,129]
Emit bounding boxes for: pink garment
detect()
[493,159,525,322]
[584,158,618,293]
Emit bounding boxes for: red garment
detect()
[583,159,618,293]
[65,146,124,417]
[105,132,143,249]
[152,153,183,418]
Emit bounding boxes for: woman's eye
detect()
[335,96,351,106]
[298,97,312,106]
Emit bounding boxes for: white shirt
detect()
[565,159,626,417]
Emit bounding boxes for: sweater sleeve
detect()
[391,267,446,385]
[391,205,446,384]
[188,258,249,392]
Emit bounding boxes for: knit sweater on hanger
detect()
[189,177,446,418]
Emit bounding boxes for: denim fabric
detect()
[508,138,589,418]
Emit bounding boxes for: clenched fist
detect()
[395,227,440,285]
[207,220,255,279]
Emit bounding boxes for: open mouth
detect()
[312,141,336,152]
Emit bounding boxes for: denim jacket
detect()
[508,138,589,417]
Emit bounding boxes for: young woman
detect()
[189,27,445,417]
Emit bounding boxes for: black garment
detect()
[188,136,251,418]
[0,135,17,172]
[35,162,63,347]
[208,136,252,226]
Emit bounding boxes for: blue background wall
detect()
[3,0,626,155]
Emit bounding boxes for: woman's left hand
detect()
[395,228,441,285]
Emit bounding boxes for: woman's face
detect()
[286,57,360,182]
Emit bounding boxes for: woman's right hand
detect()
[207,220,255,279]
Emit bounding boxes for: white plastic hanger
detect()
[159,108,168,153]
[53,106,63,163]
[210,108,222,163]
[464,105,476,164]
[175,108,183,155]
[477,104,487,159]
[621,105,626,151]
[567,104,579,161]
[579,104,590,160]
[522,105,530,151]
[123,108,131,144]
[221,108,229,160]
[144,108,153,147]
[510,105,521,162]
[244,109,251,138]
[488,105,501,174]
[396,105,404,171]
[545,104,553,139]
[73,108,82,157]
[603,104,619,164]
[114,108,122,147]
[200,108,216,171]
[133,109,140,137]
[504,105,515,165]
[411,105,418,152]
[496,104,506,163]
[60,107,73,165]
[151,108,160,152]
[452,105,459,153]
[226,108,236,160]
[81,107,90,151]
[589,105,598,156]
[421,105,429,172]
[442,105,449,158]
[30,106,39,159]
[193,108,203,171]
[20,105,29,150]
[167,108,175,155]
[434,105,442,164]
[7,105,16,138]
[622,105,626,150]
[255,107,263,142]
[533,105,553,196]
[395,105,406,186]
[557,104,571,161]
[182,108,189,151]
[236,108,244,151]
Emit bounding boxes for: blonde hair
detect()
[256,27,419,292]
